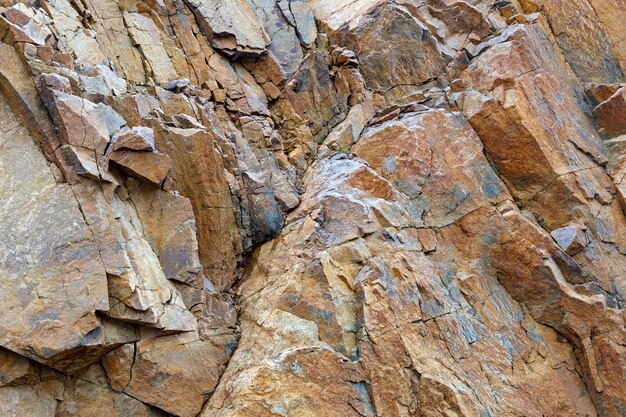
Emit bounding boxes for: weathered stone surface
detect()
[248,0,304,80]
[41,0,108,66]
[353,109,509,227]
[0,348,40,387]
[40,87,126,156]
[322,2,452,101]
[148,117,242,291]
[0,92,121,372]
[520,0,625,82]
[606,135,626,211]
[278,0,317,48]
[0,383,60,417]
[104,333,231,417]
[204,152,607,416]
[185,0,270,56]
[1,0,625,416]
[123,12,178,84]
[596,86,626,137]
[583,0,626,76]
[56,364,167,417]
[127,180,203,287]
[461,23,626,301]
[272,51,350,167]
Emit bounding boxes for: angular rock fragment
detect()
[185,0,270,56]
[0,4,52,45]
[40,86,126,156]
[109,149,172,186]
[595,87,626,137]
[127,180,203,287]
[110,127,155,152]
[104,333,231,417]
[57,145,108,183]
[551,224,589,255]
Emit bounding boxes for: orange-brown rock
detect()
[0,92,132,372]
[596,87,626,137]
[103,332,231,417]
[520,0,625,82]
[1,0,625,416]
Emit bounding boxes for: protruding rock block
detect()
[551,224,588,255]
[104,333,230,417]
[0,93,137,372]
[185,0,270,56]
[595,87,626,137]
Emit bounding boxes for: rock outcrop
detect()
[0,0,624,416]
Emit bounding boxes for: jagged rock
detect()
[39,86,127,156]
[278,0,318,48]
[0,348,40,387]
[1,0,626,416]
[551,224,589,255]
[109,149,172,186]
[0,4,52,45]
[0,92,132,373]
[248,0,304,80]
[521,0,625,82]
[318,2,452,102]
[0,383,60,417]
[123,12,178,84]
[103,333,231,417]
[127,179,203,287]
[586,82,624,106]
[41,0,108,66]
[461,23,626,300]
[320,102,374,152]
[148,117,242,291]
[76,0,146,84]
[353,110,509,227]
[595,86,626,136]
[56,364,167,417]
[586,0,626,76]
[185,0,270,56]
[0,44,61,158]
[272,51,350,166]
[110,126,155,152]
[242,170,284,245]
[57,145,108,183]
[400,0,494,52]
[606,135,626,211]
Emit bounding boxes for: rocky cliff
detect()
[0,0,625,416]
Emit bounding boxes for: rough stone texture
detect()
[0,92,120,372]
[0,0,625,416]
[596,86,626,137]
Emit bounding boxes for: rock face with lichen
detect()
[0,0,625,416]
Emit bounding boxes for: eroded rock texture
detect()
[0,0,624,416]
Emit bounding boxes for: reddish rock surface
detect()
[0,0,624,416]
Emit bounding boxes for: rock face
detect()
[0,0,624,416]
